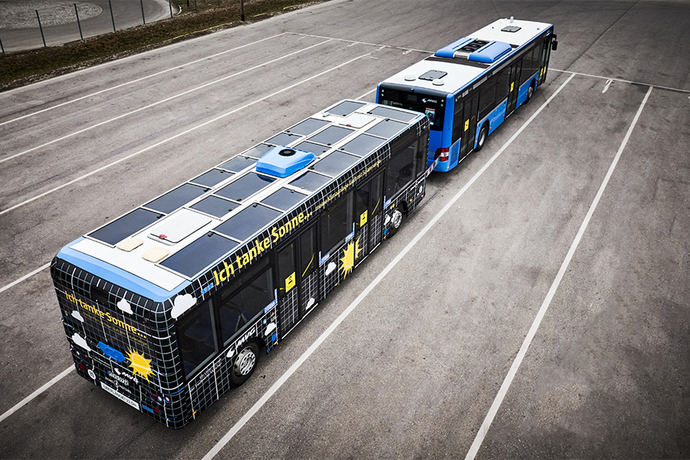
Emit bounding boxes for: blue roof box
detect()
[469,41,511,63]
[434,37,473,58]
[256,146,316,178]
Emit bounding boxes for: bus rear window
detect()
[379,87,445,130]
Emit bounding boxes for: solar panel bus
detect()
[377,18,557,172]
[51,100,430,428]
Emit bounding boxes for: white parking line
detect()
[202,73,575,460]
[0,51,374,218]
[0,33,287,127]
[0,366,74,424]
[551,68,689,94]
[0,263,51,295]
[464,86,652,460]
[0,39,332,165]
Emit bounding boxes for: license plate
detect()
[101,382,139,410]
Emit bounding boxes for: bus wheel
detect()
[476,124,488,151]
[526,83,535,103]
[230,342,259,386]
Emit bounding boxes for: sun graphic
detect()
[127,350,155,382]
[340,238,363,279]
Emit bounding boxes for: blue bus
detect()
[377,18,557,172]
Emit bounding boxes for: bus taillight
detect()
[436,147,449,162]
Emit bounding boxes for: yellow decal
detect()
[464,119,469,132]
[360,210,368,227]
[340,238,363,279]
[285,272,296,293]
[540,67,544,77]
[510,82,514,92]
[127,350,155,382]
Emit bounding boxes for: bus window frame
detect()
[175,297,219,379]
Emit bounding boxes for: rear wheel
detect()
[230,342,259,386]
[476,124,488,151]
[526,83,535,103]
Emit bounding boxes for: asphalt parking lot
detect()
[0,0,688,458]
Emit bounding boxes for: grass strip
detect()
[0,0,326,91]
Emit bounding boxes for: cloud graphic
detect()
[71,333,92,352]
[117,298,133,315]
[71,310,84,322]
[171,294,196,319]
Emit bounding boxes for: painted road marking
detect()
[0,263,51,295]
[202,73,575,460]
[0,51,375,217]
[0,366,74,424]
[464,86,653,460]
[0,39,332,165]
[0,33,288,127]
[602,78,613,93]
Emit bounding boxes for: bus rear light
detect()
[436,147,449,162]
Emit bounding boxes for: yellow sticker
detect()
[285,272,295,293]
[464,119,469,131]
[360,210,368,227]
[510,82,514,92]
[540,68,544,77]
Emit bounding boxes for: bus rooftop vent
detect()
[256,146,316,178]
[434,37,473,58]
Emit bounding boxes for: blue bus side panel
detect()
[516,71,540,109]
[56,238,188,302]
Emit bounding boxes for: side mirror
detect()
[552,34,558,51]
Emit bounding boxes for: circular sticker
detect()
[87,369,96,380]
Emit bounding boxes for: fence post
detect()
[35,10,47,47]
[108,0,116,31]
[74,4,84,40]
[139,0,146,24]
[240,0,245,21]
[168,0,173,17]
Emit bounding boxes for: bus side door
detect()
[540,34,552,84]
[461,90,479,154]
[275,224,319,334]
[507,60,522,115]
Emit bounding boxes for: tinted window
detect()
[218,261,273,344]
[355,181,370,229]
[385,134,417,198]
[277,243,296,294]
[88,208,162,245]
[378,87,444,129]
[299,226,317,277]
[320,191,353,254]
[452,98,464,143]
[478,77,497,119]
[176,299,216,377]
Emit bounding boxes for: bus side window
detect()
[355,181,370,230]
[496,68,510,102]
[452,98,464,144]
[217,260,274,345]
[320,191,354,255]
[370,174,383,216]
[299,226,317,278]
[176,298,217,377]
[478,77,497,120]
[385,132,417,199]
[415,134,426,177]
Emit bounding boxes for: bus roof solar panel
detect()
[190,196,239,218]
[219,155,258,172]
[365,119,408,138]
[242,144,272,159]
[368,106,418,123]
[308,126,355,146]
[261,187,307,211]
[294,141,330,156]
[326,100,366,116]
[160,232,238,278]
[311,151,360,176]
[286,118,330,136]
[289,171,331,191]
[145,183,209,214]
[216,172,275,202]
[191,169,234,187]
[266,132,302,146]
[340,134,385,156]
[88,208,163,245]
[215,204,281,241]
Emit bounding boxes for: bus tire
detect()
[526,83,535,103]
[476,124,488,151]
[230,342,260,386]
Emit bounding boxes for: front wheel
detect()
[526,83,534,103]
[476,125,488,151]
[230,342,259,386]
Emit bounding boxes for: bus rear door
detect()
[506,60,522,115]
[461,90,479,155]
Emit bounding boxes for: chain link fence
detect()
[0,0,247,54]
